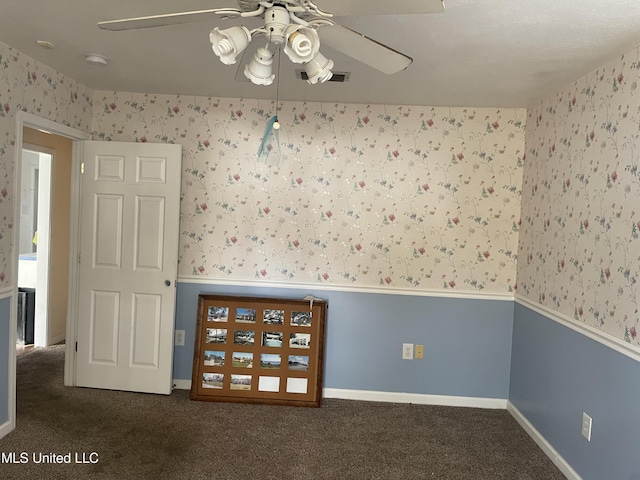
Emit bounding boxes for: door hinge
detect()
[81,161,85,174]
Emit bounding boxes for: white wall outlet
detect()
[402,343,414,360]
[581,412,592,441]
[175,329,185,347]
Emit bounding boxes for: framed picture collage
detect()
[190,295,327,407]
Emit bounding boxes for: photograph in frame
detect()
[208,306,229,322]
[288,355,309,371]
[206,328,227,344]
[232,352,253,368]
[291,311,312,327]
[263,309,284,325]
[260,353,281,369]
[204,350,225,366]
[235,307,257,324]
[233,330,255,345]
[289,332,311,349]
[230,374,252,390]
[203,373,224,389]
[262,331,283,348]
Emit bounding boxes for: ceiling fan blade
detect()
[98,9,231,31]
[318,0,444,16]
[319,25,412,74]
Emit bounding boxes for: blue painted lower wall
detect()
[510,303,640,480]
[0,296,10,425]
[6,281,638,477]
[174,282,514,399]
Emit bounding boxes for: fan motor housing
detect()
[265,6,290,45]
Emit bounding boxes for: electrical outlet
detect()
[402,343,414,360]
[415,345,424,359]
[581,412,592,441]
[175,329,185,347]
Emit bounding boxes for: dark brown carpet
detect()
[0,345,565,479]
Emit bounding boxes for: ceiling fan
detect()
[98,0,445,86]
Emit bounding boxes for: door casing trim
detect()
[9,112,90,435]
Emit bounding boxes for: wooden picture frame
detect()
[190,295,327,407]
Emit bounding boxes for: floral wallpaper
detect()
[0,41,93,287]
[93,93,525,294]
[0,40,525,296]
[518,45,640,346]
[1,33,637,346]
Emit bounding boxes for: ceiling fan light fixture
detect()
[283,26,320,64]
[244,47,276,86]
[210,26,251,65]
[100,0,424,88]
[304,52,334,85]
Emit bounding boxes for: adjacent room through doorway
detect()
[16,128,73,351]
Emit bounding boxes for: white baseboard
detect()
[172,382,507,409]
[507,401,580,480]
[173,379,192,390]
[323,388,508,409]
[0,419,14,440]
[49,333,65,346]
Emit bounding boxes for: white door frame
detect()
[9,112,90,432]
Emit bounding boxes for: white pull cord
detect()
[303,294,324,309]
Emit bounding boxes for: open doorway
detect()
[3,112,90,441]
[17,129,73,349]
[16,148,48,351]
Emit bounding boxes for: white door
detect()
[75,141,182,394]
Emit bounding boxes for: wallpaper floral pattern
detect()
[0,40,525,296]
[93,93,525,294]
[519,45,640,346]
[0,41,93,287]
[1,33,637,348]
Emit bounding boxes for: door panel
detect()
[76,141,181,394]
[90,290,119,364]
[130,293,161,367]
[96,154,124,181]
[135,196,165,270]
[137,156,166,183]
[94,194,123,268]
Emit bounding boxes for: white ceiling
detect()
[2,0,640,107]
